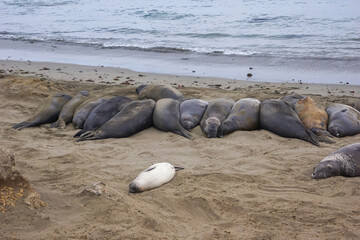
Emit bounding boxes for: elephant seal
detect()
[72,97,108,129]
[13,93,72,130]
[294,97,333,143]
[73,96,133,137]
[326,104,360,137]
[180,99,208,131]
[129,162,184,193]
[259,99,319,145]
[50,90,90,129]
[153,98,193,139]
[200,98,235,138]
[354,101,360,112]
[281,93,306,108]
[218,98,260,137]
[76,99,155,141]
[312,143,360,179]
[136,84,183,101]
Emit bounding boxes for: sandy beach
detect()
[1,60,360,239]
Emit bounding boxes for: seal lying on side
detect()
[326,104,360,137]
[13,93,72,130]
[218,98,260,137]
[312,143,360,179]
[74,96,133,137]
[294,96,333,143]
[129,162,184,193]
[180,99,208,131]
[259,99,319,145]
[153,98,193,139]
[136,84,183,101]
[200,98,234,138]
[76,99,155,141]
[72,97,108,129]
[50,90,90,129]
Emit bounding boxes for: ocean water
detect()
[0,0,360,83]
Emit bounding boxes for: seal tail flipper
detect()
[176,127,194,140]
[174,166,184,171]
[73,129,85,138]
[49,120,59,128]
[13,121,32,130]
[304,129,320,146]
[311,128,335,144]
[75,131,99,142]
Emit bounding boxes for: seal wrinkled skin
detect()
[312,143,360,179]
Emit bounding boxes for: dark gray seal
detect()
[72,97,107,129]
[200,98,235,138]
[153,98,193,139]
[50,90,90,129]
[76,99,155,141]
[13,93,72,130]
[180,99,208,131]
[326,104,360,137]
[312,143,360,179]
[281,93,306,108]
[259,99,319,145]
[218,98,260,137]
[74,96,133,137]
[136,84,183,101]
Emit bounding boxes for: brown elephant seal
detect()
[13,93,72,130]
[312,143,360,179]
[259,99,319,145]
[72,97,108,129]
[294,96,333,143]
[200,98,235,138]
[50,90,90,129]
[76,99,155,141]
[74,96,133,137]
[218,98,260,137]
[326,104,360,137]
[180,99,208,131]
[136,84,183,101]
[153,98,193,139]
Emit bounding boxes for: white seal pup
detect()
[311,143,360,179]
[129,162,184,193]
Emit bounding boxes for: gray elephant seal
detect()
[312,143,360,179]
[218,98,260,137]
[77,99,155,141]
[74,96,133,137]
[13,93,72,130]
[50,90,90,129]
[136,84,183,101]
[180,99,208,131]
[200,98,235,138]
[153,98,193,139]
[72,97,107,129]
[326,104,360,137]
[281,93,306,108]
[260,99,319,145]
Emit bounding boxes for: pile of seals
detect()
[13,84,360,145]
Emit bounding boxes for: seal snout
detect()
[129,182,141,193]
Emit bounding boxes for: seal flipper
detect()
[303,129,320,146]
[73,129,85,138]
[50,120,59,128]
[175,126,194,140]
[75,131,99,142]
[311,128,335,144]
[13,121,33,130]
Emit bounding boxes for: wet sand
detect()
[0,60,360,239]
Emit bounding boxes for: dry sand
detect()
[0,60,360,239]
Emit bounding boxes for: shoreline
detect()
[1,38,360,85]
[1,59,360,99]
